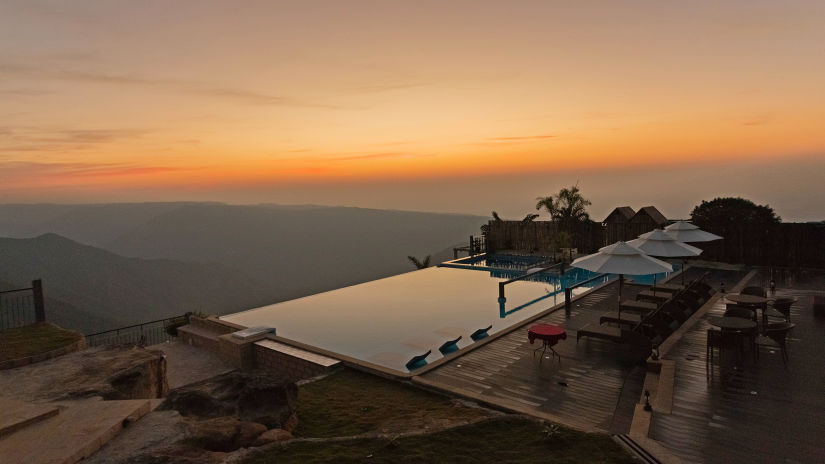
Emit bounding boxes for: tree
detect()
[690,197,781,263]
[521,213,539,224]
[690,197,780,226]
[407,255,431,269]
[535,184,592,233]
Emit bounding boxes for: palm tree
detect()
[521,213,539,224]
[407,255,431,269]
[535,184,592,232]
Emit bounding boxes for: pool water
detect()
[221,254,677,374]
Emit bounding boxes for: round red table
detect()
[528,324,567,362]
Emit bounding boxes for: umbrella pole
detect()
[682,259,687,286]
[618,274,624,321]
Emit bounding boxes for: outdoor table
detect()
[528,324,567,362]
[726,293,769,328]
[708,316,757,331]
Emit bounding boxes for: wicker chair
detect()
[770,297,796,323]
[755,322,795,365]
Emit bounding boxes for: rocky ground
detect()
[0,345,167,402]
[86,370,300,464]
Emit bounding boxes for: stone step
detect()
[0,397,60,438]
[0,398,151,464]
[177,323,222,351]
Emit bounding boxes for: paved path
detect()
[152,340,234,389]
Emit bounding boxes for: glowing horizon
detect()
[2,1,824,220]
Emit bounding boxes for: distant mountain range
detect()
[0,203,485,334]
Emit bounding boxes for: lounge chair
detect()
[599,312,642,328]
[405,350,431,371]
[620,300,658,314]
[576,324,652,356]
[636,290,672,304]
[470,325,492,341]
[651,283,684,293]
[438,336,462,355]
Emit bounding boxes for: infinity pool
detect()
[221,262,614,374]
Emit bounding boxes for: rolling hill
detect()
[0,234,272,334]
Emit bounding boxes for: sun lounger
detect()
[636,290,672,304]
[651,283,684,292]
[576,324,653,356]
[405,350,431,371]
[438,336,462,355]
[620,300,658,314]
[470,325,492,341]
[577,323,622,342]
[599,312,642,328]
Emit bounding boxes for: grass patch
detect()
[0,323,82,362]
[244,416,636,464]
[294,368,490,438]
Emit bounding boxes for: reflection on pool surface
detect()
[221,259,620,374]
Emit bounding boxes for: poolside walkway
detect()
[419,278,649,433]
[417,266,748,436]
[648,269,825,464]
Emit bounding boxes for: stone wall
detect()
[253,343,334,382]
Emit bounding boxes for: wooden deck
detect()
[421,279,651,433]
[419,266,749,435]
[649,269,825,464]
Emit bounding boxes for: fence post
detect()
[564,288,572,317]
[32,279,46,323]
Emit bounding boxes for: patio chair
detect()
[706,328,750,375]
[755,322,795,366]
[769,297,795,323]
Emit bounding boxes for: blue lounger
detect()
[405,350,431,371]
[438,336,462,355]
[470,325,493,341]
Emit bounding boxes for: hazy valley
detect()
[0,203,485,334]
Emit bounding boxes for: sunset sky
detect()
[2,1,824,221]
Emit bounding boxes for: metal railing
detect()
[1,280,45,330]
[564,273,611,315]
[85,313,191,347]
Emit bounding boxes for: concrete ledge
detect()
[0,398,60,438]
[0,337,86,371]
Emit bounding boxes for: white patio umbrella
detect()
[628,229,702,286]
[571,241,673,319]
[663,221,722,243]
